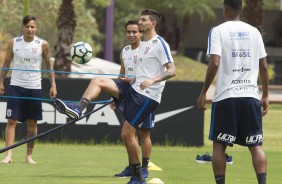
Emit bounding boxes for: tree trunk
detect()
[54,0,76,78]
[177,14,190,55]
[242,0,264,34]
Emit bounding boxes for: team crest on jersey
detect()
[32,47,39,54]
[16,37,22,42]
[144,46,151,54]
[133,55,138,64]
[6,109,12,117]
[125,46,130,51]
[152,39,158,44]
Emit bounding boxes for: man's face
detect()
[126,24,142,44]
[138,15,154,33]
[22,20,37,39]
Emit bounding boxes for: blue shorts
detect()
[113,80,158,129]
[6,85,43,122]
[209,97,263,147]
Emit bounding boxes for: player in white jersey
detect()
[197,1,268,184]
[0,15,57,164]
[55,9,176,184]
[114,20,151,179]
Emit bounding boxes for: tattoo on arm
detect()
[42,42,55,85]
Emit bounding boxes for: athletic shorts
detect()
[6,85,43,122]
[209,97,263,147]
[113,80,158,129]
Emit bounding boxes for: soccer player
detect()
[0,15,57,164]
[113,20,150,179]
[197,0,268,184]
[55,9,176,184]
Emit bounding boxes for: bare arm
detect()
[259,57,269,116]
[0,39,14,94]
[197,54,220,110]
[42,41,57,98]
[140,62,176,90]
[118,52,125,79]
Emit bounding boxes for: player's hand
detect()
[260,96,269,116]
[0,82,4,95]
[140,79,154,90]
[49,85,57,98]
[110,101,116,110]
[120,77,131,83]
[197,93,207,111]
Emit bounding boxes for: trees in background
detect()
[242,0,264,34]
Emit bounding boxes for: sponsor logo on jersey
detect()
[227,86,257,91]
[231,79,251,84]
[232,51,251,57]
[232,64,251,73]
[230,31,250,40]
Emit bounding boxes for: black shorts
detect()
[113,80,158,129]
[6,85,42,122]
[209,97,263,147]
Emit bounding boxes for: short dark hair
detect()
[22,15,36,26]
[125,20,139,29]
[224,0,242,10]
[140,9,161,25]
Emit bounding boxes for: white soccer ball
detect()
[70,42,93,64]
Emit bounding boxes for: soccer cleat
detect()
[142,167,149,179]
[127,176,146,184]
[55,98,81,120]
[196,152,212,163]
[114,166,132,178]
[225,153,233,164]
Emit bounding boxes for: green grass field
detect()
[1,104,282,184]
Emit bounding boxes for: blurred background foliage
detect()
[0,0,280,81]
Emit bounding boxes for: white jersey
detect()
[207,21,267,102]
[121,43,140,76]
[11,36,43,89]
[132,35,174,103]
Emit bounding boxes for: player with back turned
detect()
[197,0,268,183]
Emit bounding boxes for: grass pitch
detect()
[0,104,282,184]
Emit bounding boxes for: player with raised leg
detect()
[55,9,176,184]
[0,15,57,164]
[197,0,268,183]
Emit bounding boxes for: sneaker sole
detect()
[114,176,131,178]
[195,160,212,163]
[55,99,79,120]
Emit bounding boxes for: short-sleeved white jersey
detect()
[207,21,267,102]
[121,43,141,76]
[132,35,174,103]
[11,36,43,89]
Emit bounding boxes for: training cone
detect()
[148,178,165,184]
[148,161,163,171]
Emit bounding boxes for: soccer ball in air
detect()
[70,42,93,64]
